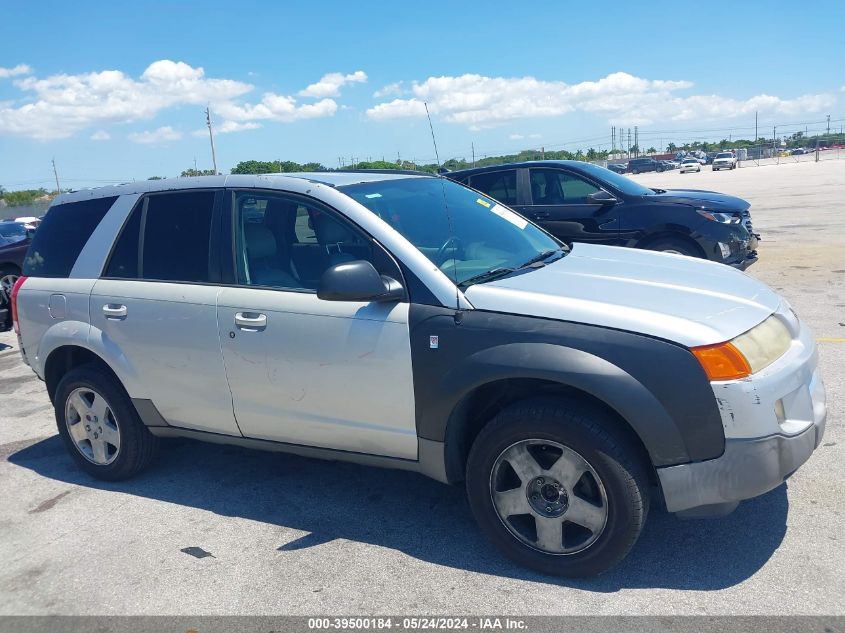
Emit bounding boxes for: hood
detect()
[650,189,749,211]
[463,243,780,347]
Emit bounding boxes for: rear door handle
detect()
[102,304,127,320]
[533,211,551,219]
[234,312,267,331]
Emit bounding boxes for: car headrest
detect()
[313,212,353,244]
[244,223,276,260]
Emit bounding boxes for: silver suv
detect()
[11,173,826,577]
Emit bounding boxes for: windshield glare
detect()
[0,222,27,244]
[339,177,561,285]
[573,163,654,197]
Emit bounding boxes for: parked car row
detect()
[9,163,819,581]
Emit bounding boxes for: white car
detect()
[712,152,738,171]
[679,158,701,173]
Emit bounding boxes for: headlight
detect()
[731,315,792,374]
[692,315,792,380]
[696,209,741,224]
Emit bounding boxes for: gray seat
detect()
[244,223,298,288]
[312,212,357,267]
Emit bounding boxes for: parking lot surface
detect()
[0,159,843,615]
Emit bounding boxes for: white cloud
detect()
[192,120,262,137]
[0,60,352,140]
[216,94,337,123]
[90,130,111,141]
[0,60,251,139]
[508,133,524,140]
[128,126,182,144]
[366,71,836,129]
[0,64,31,79]
[373,81,404,98]
[299,70,367,98]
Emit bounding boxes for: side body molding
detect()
[408,306,724,479]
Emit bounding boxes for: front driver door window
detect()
[216,190,418,459]
[525,168,620,245]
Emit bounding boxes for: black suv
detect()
[445,160,759,269]
[626,158,665,174]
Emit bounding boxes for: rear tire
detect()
[55,365,159,480]
[465,398,650,577]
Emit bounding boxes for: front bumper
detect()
[658,307,826,513]
[730,251,758,270]
[658,415,825,512]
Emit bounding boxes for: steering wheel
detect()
[435,236,463,267]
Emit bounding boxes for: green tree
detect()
[646,146,657,154]
[666,142,677,153]
[181,168,217,177]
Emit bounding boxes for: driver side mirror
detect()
[586,190,618,205]
[317,260,405,303]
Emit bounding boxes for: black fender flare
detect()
[432,342,690,469]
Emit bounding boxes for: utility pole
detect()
[205,106,218,175]
[471,142,475,168]
[755,111,758,144]
[827,114,831,136]
[193,157,198,173]
[51,158,60,192]
[541,146,545,160]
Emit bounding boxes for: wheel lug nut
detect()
[532,495,538,500]
[537,478,544,485]
[545,506,552,512]
[553,483,560,488]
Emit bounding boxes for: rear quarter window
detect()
[23,196,117,278]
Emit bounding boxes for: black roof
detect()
[445,160,606,178]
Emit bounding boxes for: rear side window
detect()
[469,170,518,206]
[23,196,117,278]
[104,191,215,283]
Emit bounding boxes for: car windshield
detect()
[570,163,655,196]
[716,152,733,158]
[683,159,698,163]
[339,177,563,286]
[0,222,27,244]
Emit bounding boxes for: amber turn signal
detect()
[691,342,752,381]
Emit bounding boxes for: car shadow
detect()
[8,435,788,590]
[0,342,11,351]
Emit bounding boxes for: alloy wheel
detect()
[0,273,18,304]
[64,387,121,465]
[489,439,608,555]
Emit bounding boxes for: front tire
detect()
[55,365,159,480]
[645,237,701,258]
[465,398,650,577]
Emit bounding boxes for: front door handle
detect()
[533,211,551,219]
[234,312,267,331]
[102,304,127,320]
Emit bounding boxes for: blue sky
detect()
[1,1,843,190]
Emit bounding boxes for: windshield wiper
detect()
[458,267,517,289]
[516,248,566,269]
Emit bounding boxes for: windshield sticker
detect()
[364,193,382,199]
[491,204,528,229]
[476,198,491,208]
